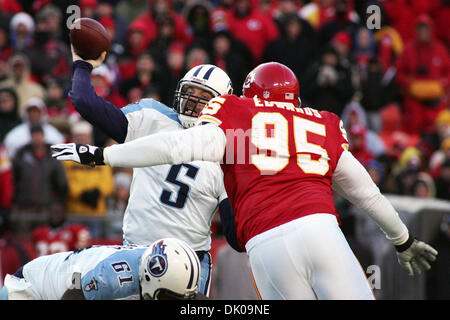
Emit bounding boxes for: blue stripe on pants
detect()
[198,252,212,296]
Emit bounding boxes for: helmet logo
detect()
[263,91,270,99]
[148,240,168,277]
[243,71,255,89]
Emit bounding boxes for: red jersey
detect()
[31,224,91,257]
[200,95,349,249]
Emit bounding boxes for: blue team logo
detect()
[148,240,168,277]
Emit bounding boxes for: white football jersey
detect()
[120,99,227,251]
[7,245,147,300]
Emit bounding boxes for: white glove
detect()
[71,44,106,69]
[51,143,104,167]
[395,236,438,276]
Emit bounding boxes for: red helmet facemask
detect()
[242,62,301,107]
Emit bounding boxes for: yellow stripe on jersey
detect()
[199,115,222,126]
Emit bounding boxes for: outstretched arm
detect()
[50,123,226,167]
[70,48,128,143]
[103,124,227,167]
[332,150,438,275]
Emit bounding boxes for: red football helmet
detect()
[242,62,301,107]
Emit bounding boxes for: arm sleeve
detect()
[69,60,128,143]
[218,198,244,252]
[103,124,226,168]
[332,150,409,245]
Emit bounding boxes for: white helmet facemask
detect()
[172,64,233,128]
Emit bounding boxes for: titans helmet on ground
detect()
[139,238,201,300]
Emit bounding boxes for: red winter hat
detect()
[332,31,352,47]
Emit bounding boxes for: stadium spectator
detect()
[90,64,127,127]
[11,123,68,236]
[341,102,386,158]
[129,0,193,49]
[0,87,21,143]
[396,14,449,135]
[412,172,436,199]
[353,28,400,128]
[115,0,149,24]
[0,214,31,288]
[78,0,98,20]
[8,12,34,51]
[43,78,74,137]
[392,147,424,195]
[63,121,114,238]
[218,0,279,63]
[373,8,404,75]
[185,44,211,70]
[0,19,12,62]
[31,203,91,257]
[95,0,128,46]
[147,14,176,70]
[429,137,450,178]
[263,13,317,83]
[164,41,186,101]
[318,0,360,51]
[211,30,252,96]
[119,51,169,105]
[302,46,355,116]
[0,53,45,115]
[118,18,154,81]
[299,0,336,30]
[21,4,72,85]
[3,97,65,158]
[434,158,450,200]
[183,0,214,49]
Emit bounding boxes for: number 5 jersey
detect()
[120,98,227,251]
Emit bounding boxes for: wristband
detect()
[94,147,105,165]
[394,234,414,252]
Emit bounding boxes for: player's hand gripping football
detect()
[395,236,438,276]
[51,143,105,167]
[71,44,106,69]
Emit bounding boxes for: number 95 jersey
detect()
[199,95,349,250]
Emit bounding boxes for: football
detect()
[69,18,111,60]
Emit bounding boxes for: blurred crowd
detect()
[0,0,449,298]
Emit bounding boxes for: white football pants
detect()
[245,214,375,300]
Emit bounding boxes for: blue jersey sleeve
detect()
[69,60,128,143]
[219,199,244,252]
[81,250,143,300]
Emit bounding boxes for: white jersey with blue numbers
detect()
[120,99,227,251]
[11,245,147,300]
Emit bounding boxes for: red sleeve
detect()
[198,94,237,131]
[321,111,349,171]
